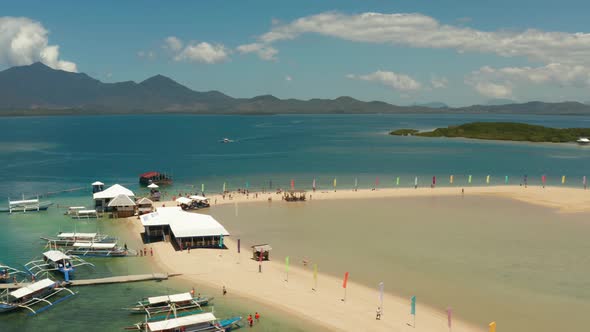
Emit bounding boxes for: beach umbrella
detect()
[450,175,454,184]
[489,321,496,332]
[468,175,472,184]
[290,179,294,190]
[562,175,566,184]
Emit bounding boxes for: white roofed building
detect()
[140,207,229,249]
[93,184,135,213]
[107,194,136,218]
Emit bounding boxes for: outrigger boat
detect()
[124,292,212,317]
[0,263,26,283]
[24,250,94,282]
[0,278,75,315]
[0,196,52,213]
[40,232,117,246]
[126,310,242,332]
[63,242,134,257]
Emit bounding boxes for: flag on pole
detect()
[468,175,472,184]
[313,263,318,290]
[414,176,418,187]
[410,295,416,315]
[285,256,290,281]
[237,239,240,253]
[447,307,452,329]
[312,177,316,190]
[354,177,358,189]
[343,272,349,288]
[505,175,509,184]
[223,182,226,192]
[378,282,384,308]
[290,179,295,190]
[584,175,587,186]
[432,176,436,186]
[246,181,250,189]
[450,175,454,184]
[201,183,205,193]
[562,175,566,184]
[542,175,546,185]
[396,177,400,186]
[489,321,496,332]
[376,176,380,187]
[333,178,337,190]
[486,175,490,184]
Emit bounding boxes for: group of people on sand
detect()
[138,247,153,257]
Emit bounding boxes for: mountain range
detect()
[1,62,590,116]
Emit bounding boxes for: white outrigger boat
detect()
[124,292,213,317]
[64,242,134,257]
[0,196,52,213]
[126,310,242,332]
[24,250,94,282]
[0,263,26,283]
[0,278,75,315]
[40,232,117,246]
[576,137,590,145]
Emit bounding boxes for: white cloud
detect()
[164,36,183,52]
[253,12,590,66]
[348,70,421,92]
[471,81,513,98]
[164,37,229,64]
[236,43,278,61]
[0,17,77,72]
[285,75,292,81]
[431,76,448,89]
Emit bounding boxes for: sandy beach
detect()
[124,185,590,331]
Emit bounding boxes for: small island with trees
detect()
[390,122,590,143]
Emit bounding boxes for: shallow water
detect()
[211,196,590,332]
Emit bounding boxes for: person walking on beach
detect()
[255,312,260,322]
[143,248,147,256]
[223,285,227,296]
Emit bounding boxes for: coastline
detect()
[125,185,590,331]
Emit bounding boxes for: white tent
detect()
[175,197,192,205]
[147,183,159,189]
[189,195,208,201]
[93,184,135,200]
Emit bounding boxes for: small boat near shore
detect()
[40,232,117,246]
[64,242,135,257]
[124,292,212,317]
[126,311,242,332]
[576,137,590,145]
[25,250,94,282]
[0,197,52,213]
[139,171,173,186]
[0,278,75,315]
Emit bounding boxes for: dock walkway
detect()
[0,273,178,290]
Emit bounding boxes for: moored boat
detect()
[64,242,134,257]
[0,264,26,283]
[126,311,242,331]
[0,278,75,315]
[0,197,52,213]
[139,171,173,186]
[576,137,590,145]
[24,250,94,282]
[40,232,117,246]
[124,292,212,317]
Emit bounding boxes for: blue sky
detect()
[2,0,590,106]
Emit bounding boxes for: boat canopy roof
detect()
[147,292,192,305]
[147,312,217,331]
[9,199,39,206]
[78,209,97,214]
[58,232,97,238]
[175,197,192,205]
[189,195,208,201]
[10,278,55,299]
[93,184,135,200]
[43,250,70,262]
[72,242,117,249]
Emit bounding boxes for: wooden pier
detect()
[0,273,179,290]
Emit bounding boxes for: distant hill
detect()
[1,63,590,116]
[415,102,448,108]
[485,98,517,106]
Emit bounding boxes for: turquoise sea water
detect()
[0,114,589,331]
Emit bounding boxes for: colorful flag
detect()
[584,176,587,186]
[562,175,566,184]
[312,177,316,190]
[450,175,454,184]
[246,181,249,189]
[378,282,384,307]
[201,183,205,193]
[489,321,496,332]
[375,176,380,187]
[223,182,226,192]
[354,177,358,189]
[410,295,416,315]
[432,176,436,186]
[505,175,509,184]
[290,179,294,190]
[343,272,349,288]
[542,175,546,185]
[396,177,400,186]
[486,175,490,184]
[333,178,337,189]
[447,307,452,329]
[414,176,418,186]
[468,175,472,184]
